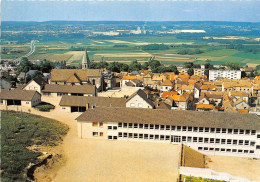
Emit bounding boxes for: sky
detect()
[2,0,260,22]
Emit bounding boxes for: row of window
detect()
[93,132,103,137]
[117,132,257,147]
[198,147,255,154]
[117,123,257,135]
[93,122,103,127]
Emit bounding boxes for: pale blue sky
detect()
[2,0,260,22]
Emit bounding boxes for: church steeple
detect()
[82,49,90,69]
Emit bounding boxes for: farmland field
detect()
[2,34,259,66]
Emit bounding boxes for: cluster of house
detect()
[1,51,260,158]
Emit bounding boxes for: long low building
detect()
[59,95,126,112]
[0,89,41,107]
[76,108,260,158]
[42,84,97,97]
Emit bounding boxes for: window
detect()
[199,127,204,132]
[177,126,181,131]
[239,140,244,145]
[245,130,250,135]
[205,128,209,132]
[193,137,198,142]
[238,150,243,153]
[204,147,209,151]
[118,123,122,128]
[210,138,215,144]
[250,142,255,146]
[144,134,148,139]
[166,125,170,130]
[123,133,128,138]
[130,103,135,107]
[144,124,149,129]
[108,126,112,130]
[134,123,138,128]
[113,136,117,140]
[233,140,238,145]
[150,135,154,140]
[123,123,128,128]
[204,138,209,143]
[257,134,260,139]
[226,149,231,152]
[210,128,215,133]
[188,126,192,132]
[198,147,202,151]
[139,124,143,129]
[250,150,254,154]
[221,148,225,152]
[215,148,220,152]
[118,132,122,137]
[160,125,165,130]
[150,124,154,129]
[155,135,159,140]
[155,125,159,130]
[182,136,187,142]
[100,132,103,137]
[187,137,192,142]
[93,132,98,137]
[99,122,103,127]
[139,134,143,139]
[26,102,29,104]
[256,145,260,150]
[129,123,133,128]
[227,139,232,145]
[128,133,133,138]
[199,137,203,143]
[171,126,176,131]
[210,148,214,151]
[221,128,227,133]
[228,129,232,134]
[160,135,165,140]
[245,140,249,145]
[108,136,113,140]
[93,122,98,127]
[239,130,244,135]
[233,129,238,134]
[163,135,169,140]
[232,149,237,153]
[138,103,143,108]
[221,139,226,144]
[134,133,138,138]
[216,128,221,133]
[251,130,256,135]
[244,150,248,153]
[113,126,117,130]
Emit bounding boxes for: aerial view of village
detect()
[1,0,260,181]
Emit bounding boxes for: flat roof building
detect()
[76,108,260,158]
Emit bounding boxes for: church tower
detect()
[82,49,90,69]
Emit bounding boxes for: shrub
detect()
[35,104,55,112]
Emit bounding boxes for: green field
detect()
[3,35,260,66]
[1,111,69,181]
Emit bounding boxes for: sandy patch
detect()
[204,36,249,40]
[207,155,260,181]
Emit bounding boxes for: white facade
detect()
[77,120,260,158]
[209,70,241,81]
[126,94,153,109]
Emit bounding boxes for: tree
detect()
[129,60,142,72]
[241,71,247,78]
[249,70,255,78]
[108,62,120,72]
[149,60,161,70]
[187,68,194,76]
[204,69,209,78]
[141,62,149,70]
[17,57,33,73]
[224,62,241,70]
[184,62,194,68]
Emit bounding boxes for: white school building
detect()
[76,108,260,158]
[209,70,241,81]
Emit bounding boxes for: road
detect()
[14,40,37,64]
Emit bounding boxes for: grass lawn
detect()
[1,111,69,182]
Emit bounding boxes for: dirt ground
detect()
[3,96,181,182]
[207,155,260,181]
